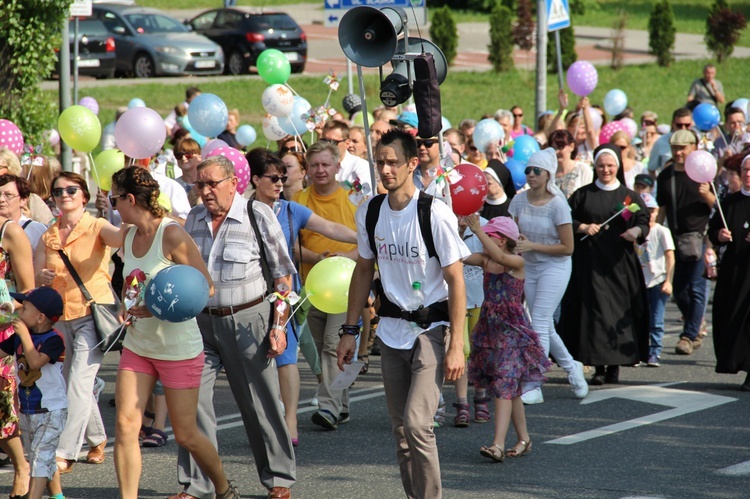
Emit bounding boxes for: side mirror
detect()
[113,26,126,35]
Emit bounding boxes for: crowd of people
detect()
[0,61,748,498]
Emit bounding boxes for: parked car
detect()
[92,3,224,78]
[185,9,307,76]
[53,19,116,79]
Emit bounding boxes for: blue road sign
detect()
[324,0,426,28]
[546,0,571,32]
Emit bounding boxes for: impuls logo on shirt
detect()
[375,235,422,262]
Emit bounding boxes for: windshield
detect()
[125,13,188,34]
[247,14,298,31]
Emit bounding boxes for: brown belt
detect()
[202,295,266,317]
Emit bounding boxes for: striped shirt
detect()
[185,193,295,307]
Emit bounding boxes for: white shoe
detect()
[568,361,589,399]
[521,387,544,405]
[93,377,105,402]
[310,397,319,407]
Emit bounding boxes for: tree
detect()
[547,26,577,73]
[648,0,676,67]
[488,4,514,72]
[512,0,536,52]
[705,0,747,63]
[0,0,70,145]
[429,7,458,66]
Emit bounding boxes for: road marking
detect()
[717,460,750,476]
[546,383,736,445]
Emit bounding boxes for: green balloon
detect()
[257,49,291,85]
[58,105,102,153]
[306,257,355,314]
[93,148,125,191]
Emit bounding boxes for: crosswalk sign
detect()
[547,0,571,32]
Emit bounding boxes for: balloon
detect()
[257,49,291,85]
[58,105,101,153]
[92,148,125,191]
[448,163,488,216]
[684,150,717,184]
[261,84,295,117]
[599,120,630,144]
[692,103,721,132]
[305,257,355,314]
[201,139,228,158]
[586,107,603,131]
[603,89,627,116]
[145,265,210,322]
[235,125,257,147]
[732,98,749,116]
[207,146,250,194]
[188,93,228,138]
[44,129,60,146]
[351,111,374,128]
[441,116,451,132]
[262,115,288,141]
[0,119,24,155]
[78,96,99,115]
[512,135,541,164]
[158,192,172,213]
[278,96,311,136]
[566,60,598,97]
[619,118,638,141]
[114,107,166,159]
[472,118,504,155]
[128,98,146,109]
[505,159,527,190]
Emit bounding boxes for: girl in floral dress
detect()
[464,215,552,463]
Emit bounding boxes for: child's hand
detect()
[12,318,29,337]
[661,280,673,296]
[127,305,153,319]
[466,214,480,233]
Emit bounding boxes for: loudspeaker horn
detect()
[338,6,406,68]
[379,38,448,107]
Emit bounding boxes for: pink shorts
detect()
[119,348,204,389]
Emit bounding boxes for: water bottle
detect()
[406,282,425,332]
[706,252,718,280]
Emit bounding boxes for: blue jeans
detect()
[672,257,707,341]
[647,284,669,357]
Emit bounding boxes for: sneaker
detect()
[433,395,446,428]
[675,337,694,355]
[521,387,544,405]
[310,397,319,407]
[647,355,661,367]
[311,410,337,430]
[567,361,589,399]
[692,337,703,350]
[338,412,350,424]
[93,377,106,402]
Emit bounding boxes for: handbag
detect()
[675,232,704,262]
[57,250,126,353]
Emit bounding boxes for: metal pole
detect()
[347,59,353,95]
[357,64,377,193]
[73,16,79,104]
[59,17,72,170]
[535,0,548,122]
[555,30,564,90]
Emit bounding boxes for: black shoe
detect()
[589,374,606,386]
[741,373,750,392]
[605,366,620,384]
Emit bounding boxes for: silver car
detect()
[92,3,224,78]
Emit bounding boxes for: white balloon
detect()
[262,84,295,118]
[262,115,288,141]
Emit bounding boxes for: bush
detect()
[547,26,577,73]
[513,0,536,52]
[488,4,514,72]
[429,7,458,66]
[648,0,676,67]
[705,0,747,63]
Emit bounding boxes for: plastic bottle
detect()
[706,252,718,280]
[406,282,425,332]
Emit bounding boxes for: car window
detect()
[125,13,188,34]
[247,14,298,31]
[70,20,109,37]
[215,10,243,30]
[190,11,217,30]
[98,11,128,33]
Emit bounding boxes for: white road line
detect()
[716,460,750,476]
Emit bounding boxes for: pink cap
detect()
[482,216,519,241]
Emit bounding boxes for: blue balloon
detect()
[692,103,721,132]
[472,118,504,155]
[441,116,451,132]
[603,89,628,116]
[279,96,311,136]
[512,135,541,164]
[236,124,257,147]
[506,159,527,190]
[187,93,229,138]
[732,98,749,115]
[145,265,210,323]
[128,98,146,109]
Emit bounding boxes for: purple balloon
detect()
[685,150,717,184]
[566,61,598,97]
[79,96,99,115]
[114,107,167,159]
[201,139,228,158]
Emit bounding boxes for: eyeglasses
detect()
[320,138,345,145]
[417,139,438,148]
[52,186,82,198]
[194,176,232,190]
[174,152,194,161]
[674,122,692,129]
[263,174,288,184]
[0,192,19,200]
[525,166,543,176]
[108,193,127,207]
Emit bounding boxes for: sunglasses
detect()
[417,139,438,148]
[194,176,232,190]
[513,113,524,118]
[617,144,629,151]
[52,186,82,198]
[109,193,127,207]
[674,123,692,129]
[641,119,656,126]
[320,138,345,145]
[468,145,479,152]
[279,146,301,155]
[174,152,194,161]
[263,174,288,184]
[524,166,543,176]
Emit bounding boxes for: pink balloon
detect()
[114,107,166,159]
[619,118,638,140]
[566,61,598,97]
[685,150,717,184]
[44,129,60,146]
[599,121,630,145]
[208,146,250,194]
[0,119,24,155]
[79,96,99,115]
[201,139,228,158]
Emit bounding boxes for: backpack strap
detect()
[365,194,386,257]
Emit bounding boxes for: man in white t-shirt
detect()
[320,120,373,196]
[337,129,469,499]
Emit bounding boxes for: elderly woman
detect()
[34,172,122,474]
[0,175,47,250]
[559,144,650,385]
[0,148,53,225]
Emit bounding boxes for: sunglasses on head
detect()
[263,174,288,184]
[52,186,82,198]
[194,176,232,190]
[417,139,438,148]
[524,166,543,176]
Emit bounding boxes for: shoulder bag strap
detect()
[670,169,678,231]
[57,249,94,303]
[247,200,273,295]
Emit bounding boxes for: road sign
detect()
[70,0,92,17]
[546,0,571,32]
[324,0,426,29]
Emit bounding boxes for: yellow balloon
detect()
[305,257,355,314]
[92,149,125,191]
[58,105,101,153]
[158,192,172,213]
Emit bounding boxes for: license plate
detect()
[77,59,100,67]
[195,60,216,69]
[284,52,299,62]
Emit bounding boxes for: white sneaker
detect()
[568,361,589,399]
[521,387,544,405]
[93,377,105,402]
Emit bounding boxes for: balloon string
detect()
[88,152,102,191]
[128,157,135,167]
[293,135,307,153]
[285,83,299,97]
[288,115,304,141]
[280,294,310,330]
[710,182,728,230]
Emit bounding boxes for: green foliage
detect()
[648,0,676,67]
[547,27,577,73]
[705,0,748,62]
[569,0,600,15]
[429,7,458,65]
[512,0,535,52]
[488,4,514,72]
[0,0,70,145]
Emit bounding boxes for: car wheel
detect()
[291,63,305,74]
[226,51,246,75]
[133,53,155,78]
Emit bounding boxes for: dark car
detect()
[185,9,307,76]
[54,19,116,79]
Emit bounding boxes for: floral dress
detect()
[468,271,552,400]
[0,220,19,438]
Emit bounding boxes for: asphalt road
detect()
[1,296,748,499]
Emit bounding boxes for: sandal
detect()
[56,457,75,474]
[473,396,491,423]
[506,439,532,457]
[479,444,505,462]
[216,480,239,499]
[86,440,107,464]
[452,402,470,428]
[359,355,369,374]
[142,428,168,448]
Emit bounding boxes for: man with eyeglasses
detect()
[648,107,694,177]
[0,174,46,250]
[320,120,372,196]
[713,106,748,162]
[178,155,297,499]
